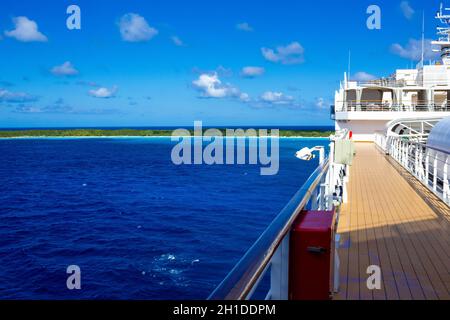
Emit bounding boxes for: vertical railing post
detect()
[400,140,403,164]
[392,139,398,160]
[405,142,409,168]
[443,155,449,203]
[402,141,405,166]
[433,154,438,192]
[269,234,290,300]
[327,141,335,209]
[319,183,326,210]
[400,141,405,166]
[393,139,397,160]
[394,139,397,160]
[425,151,430,186]
[418,146,424,181]
[310,187,319,210]
[415,145,419,176]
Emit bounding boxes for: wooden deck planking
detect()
[383,159,450,298]
[377,176,424,300]
[381,170,436,299]
[334,143,450,300]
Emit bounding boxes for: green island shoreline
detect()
[0,129,334,138]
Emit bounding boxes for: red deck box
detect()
[289,210,336,300]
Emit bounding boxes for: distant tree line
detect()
[0,129,334,138]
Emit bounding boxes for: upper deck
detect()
[333,4,450,140]
[333,66,450,119]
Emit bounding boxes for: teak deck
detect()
[335,143,450,300]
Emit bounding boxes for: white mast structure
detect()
[433,3,450,65]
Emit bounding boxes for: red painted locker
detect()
[289,210,336,300]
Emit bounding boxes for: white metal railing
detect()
[350,73,450,88]
[374,132,388,152]
[351,79,407,87]
[386,137,450,206]
[208,131,351,300]
[335,101,450,113]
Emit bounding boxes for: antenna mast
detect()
[421,11,425,66]
[348,50,351,80]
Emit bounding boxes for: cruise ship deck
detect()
[335,143,450,300]
[209,4,450,301]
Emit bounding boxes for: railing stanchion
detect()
[444,156,449,202]
[269,234,290,300]
[415,146,419,176]
[433,156,438,192]
[426,151,430,187]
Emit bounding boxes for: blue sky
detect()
[0,0,444,127]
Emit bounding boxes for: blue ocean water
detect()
[0,137,327,299]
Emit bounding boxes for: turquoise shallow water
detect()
[0,137,327,299]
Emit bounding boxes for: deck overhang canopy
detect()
[385,117,444,139]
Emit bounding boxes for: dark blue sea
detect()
[0,137,327,299]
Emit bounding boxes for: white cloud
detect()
[215,65,233,77]
[400,1,415,20]
[88,86,118,98]
[315,97,331,109]
[14,105,43,113]
[4,16,48,42]
[171,36,184,46]
[352,71,377,82]
[192,72,248,100]
[192,66,232,77]
[239,92,251,102]
[391,38,438,61]
[315,97,325,109]
[0,88,38,103]
[261,42,305,64]
[14,98,73,113]
[192,73,228,98]
[260,91,294,105]
[240,66,265,78]
[51,61,79,76]
[77,80,99,87]
[118,13,158,42]
[236,22,253,32]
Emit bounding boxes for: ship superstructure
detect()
[333,4,450,141]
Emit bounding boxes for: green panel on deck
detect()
[334,140,355,165]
